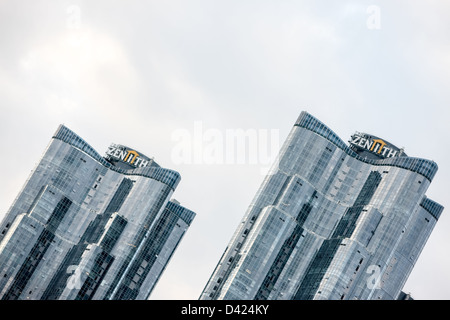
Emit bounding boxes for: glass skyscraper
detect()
[200,111,443,300]
[0,124,195,300]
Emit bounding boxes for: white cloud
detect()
[17,26,141,125]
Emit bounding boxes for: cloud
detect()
[18,26,141,124]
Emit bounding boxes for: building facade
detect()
[200,111,443,300]
[0,124,195,300]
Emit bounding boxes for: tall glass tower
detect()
[0,125,195,300]
[200,111,443,300]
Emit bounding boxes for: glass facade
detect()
[0,124,195,300]
[200,111,443,300]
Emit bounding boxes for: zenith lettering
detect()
[350,135,399,158]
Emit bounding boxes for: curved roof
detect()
[52,124,181,189]
[420,196,444,220]
[294,111,438,182]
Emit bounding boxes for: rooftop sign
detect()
[349,132,405,159]
[105,144,151,168]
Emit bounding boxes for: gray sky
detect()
[0,1,449,300]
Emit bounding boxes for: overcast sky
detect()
[0,1,449,300]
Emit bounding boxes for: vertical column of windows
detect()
[2,197,72,300]
[293,171,382,300]
[255,191,317,299]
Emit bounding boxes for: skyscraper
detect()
[200,111,443,300]
[0,124,195,300]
